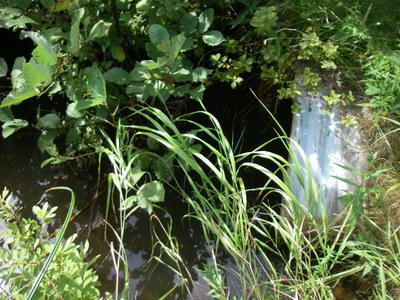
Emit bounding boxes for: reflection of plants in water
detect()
[0,187,101,299]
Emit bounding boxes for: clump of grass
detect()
[118,102,392,299]
[100,98,400,298]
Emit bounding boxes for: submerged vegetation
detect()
[0,0,399,298]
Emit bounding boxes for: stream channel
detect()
[0,28,293,299]
[0,83,292,299]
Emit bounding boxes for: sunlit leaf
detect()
[88,20,112,40]
[23,58,53,87]
[137,180,165,214]
[51,0,73,12]
[198,8,214,33]
[27,32,57,65]
[192,67,212,82]
[202,30,225,46]
[0,58,8,77]
[2,119,28,138]
[76,99,105,111]
[0,86,39,108]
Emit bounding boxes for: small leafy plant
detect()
[0,187,101,299]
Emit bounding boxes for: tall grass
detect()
[101,102,400,298]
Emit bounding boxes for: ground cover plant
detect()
[0,0,399,298]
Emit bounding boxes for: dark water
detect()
[0,131,215,299]
[0,26,292,299]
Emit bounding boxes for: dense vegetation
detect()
[0,0,399,299]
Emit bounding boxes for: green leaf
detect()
[88,20,112,40]
[112,45,126,62]
[0,107,14,122]
[0,86,39,108]
[37,130,57,152]
[51,0,73,12]
[137,181,165,214]
[198,8,214,33]
[85,66,106,101]
[189,84,206,101]
[2,119,28,138]
[76,99,105,111]
[168,33,186,66]
[148,24,170,43]
[38,113,60,129]
[153,152,175,182]
[27,32,57,66]
[23,58,53,87]
[202,30,225,46]
[0,58,8,77]
[66,127,80,145]
[146,136,159,150]
[180,12,198,34]
[103,67,130,84]
[66,102,84,118]
[192,67,212,82]
[69,8,85,54]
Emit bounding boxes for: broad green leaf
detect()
[66,127,80,145]
[37,130,57,152]
[76,99,105,111]
[198,8,214,33]
[148,24,169,43]
[173,67,191,82]
[2,119,28,138]
[180,12,198,34]
[27,32,57,65]
[69,8,85,54]
[137,181,165,214]
[0,58,7,77]
[0,107,13,122]
[88,20,112,40]
[189,84,206,102]
[168,33,186,66]
[202,30,225,46]
[85,66,106,101]
[120,195,137,210]
[103,67,130,84]
[66,102,84,118]
[51,0,73,12]
[112,45,126,62]
[23,58,53,87]
[0,86,39,108]
[192,67,212,82]
[39,113,60,129]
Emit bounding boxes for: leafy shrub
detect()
[0,188,100,299]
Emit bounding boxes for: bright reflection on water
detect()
[0,132,213,299]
